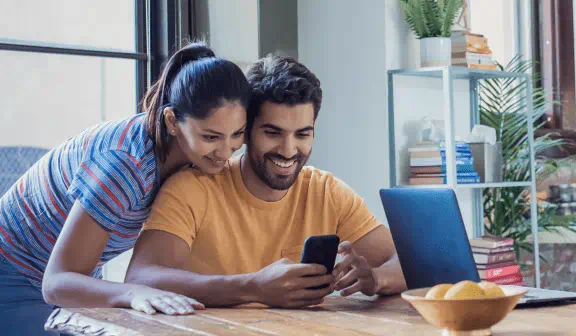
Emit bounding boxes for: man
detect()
[125,55,406,310]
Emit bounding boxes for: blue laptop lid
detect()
[379,188,480,289]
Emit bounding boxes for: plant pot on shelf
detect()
[420,37,452,68]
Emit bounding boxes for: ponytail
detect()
[142,42,217,163]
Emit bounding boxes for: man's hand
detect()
[332,241,379,297]
[251,259,335,308]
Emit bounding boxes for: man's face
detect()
[247,101,315,190]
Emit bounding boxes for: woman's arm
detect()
[42,201,203,315]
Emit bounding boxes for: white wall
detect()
[202,0,259,70]
[298,0,477,236]
[298,0,389,223]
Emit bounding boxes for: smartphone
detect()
[300,234,340,289]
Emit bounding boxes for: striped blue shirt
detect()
[0,113,159,289]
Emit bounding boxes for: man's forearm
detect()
[126,265,260,307]
[373,254,407,296]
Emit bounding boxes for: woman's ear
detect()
[163,108,178,135]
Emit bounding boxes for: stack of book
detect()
[470,235,525,286]
[451,31,497,70]
[408,141,480,185]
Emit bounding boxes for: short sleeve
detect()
[142,169,207,248]
[68,150,145,232]
[330,176,382,243]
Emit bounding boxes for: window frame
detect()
[0,0,151,113]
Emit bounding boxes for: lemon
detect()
[478,281,505,298]
[425,284,454,299]
[444,280,486,299]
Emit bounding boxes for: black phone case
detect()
[300,234,340,289]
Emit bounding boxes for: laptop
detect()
[379,187,576,307]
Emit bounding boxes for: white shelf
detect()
[396,181,532,189]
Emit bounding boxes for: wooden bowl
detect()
[401,285,528,336]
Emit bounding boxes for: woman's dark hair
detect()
[142,41,251,163]
[245,54,322,132]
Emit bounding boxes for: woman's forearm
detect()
[126,264,258,307]
[42,272,140,308]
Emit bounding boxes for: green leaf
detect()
[481,54,574,263]
[422,0,442,36]
[441,0,463,36]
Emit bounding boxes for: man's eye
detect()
[297,133,311,139]
[265,131,280,136]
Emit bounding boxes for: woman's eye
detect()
[232,131,245,138]
[203,135,219,141]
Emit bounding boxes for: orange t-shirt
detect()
[142,155,381,275]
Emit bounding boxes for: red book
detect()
[478,265,520,280]
[476,261,516,270]
[490,273,523,285]
[473,251,516,264]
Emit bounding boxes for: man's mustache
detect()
[264,153,304,162]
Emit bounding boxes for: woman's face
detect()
[165,102,246,174]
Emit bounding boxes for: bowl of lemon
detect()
[401,280,528,336]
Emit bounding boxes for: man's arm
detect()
[332,225,407,296]
[125,230,258,307]
[327,175,407,296]
[125,230,335,308]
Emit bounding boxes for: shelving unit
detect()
[387,66,540,288]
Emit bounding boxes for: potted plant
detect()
[400,0,463,67]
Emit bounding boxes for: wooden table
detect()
[45,294,576,335]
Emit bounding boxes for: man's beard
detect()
[248,147,310,191]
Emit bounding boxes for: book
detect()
[473,251,516,264]
[490,273,523,285]
[409,176,480,185]
[408,143,471,152]
[410,157,474,167]
[451,51,494,60]
[410,172,479,178]
[409,150,472,158]
[469,235,514,249]
[468,64,498,70]
[452,58,495,66]
[471,246,514,254]
[476,260,517,270]
[478,265,520,280]
[409,164,476,174]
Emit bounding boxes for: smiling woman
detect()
[0,40,252,336]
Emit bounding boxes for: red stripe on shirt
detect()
[0,247,42,278]
[18,182,56,246]
[117,118,138,150]
[114,230,139,239]
[81,163,125,213]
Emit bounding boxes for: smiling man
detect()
[125,55,407,309]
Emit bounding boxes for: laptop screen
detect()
[379,188,481,289]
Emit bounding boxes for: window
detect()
[0,0,148,149]
[532,0,575,131]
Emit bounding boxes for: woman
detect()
[0,42,251,335]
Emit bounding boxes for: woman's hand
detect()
[128,285,205,315]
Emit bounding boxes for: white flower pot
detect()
[420,37,452,67]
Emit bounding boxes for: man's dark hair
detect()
[245,55,322,131]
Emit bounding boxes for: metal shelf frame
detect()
[387,66,540,288]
